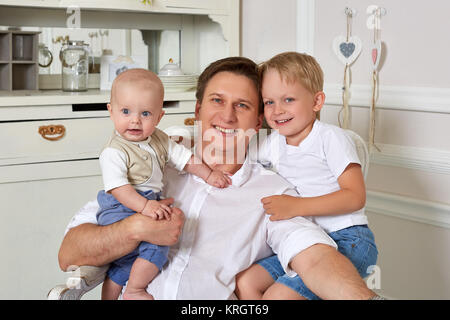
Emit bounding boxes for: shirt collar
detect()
[284,119,320,151]
[189,144,252,188]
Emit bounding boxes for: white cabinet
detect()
[0,0,240,299]
[0,98,196,299]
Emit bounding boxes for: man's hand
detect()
[261,195,302,221]
[128,198,185,246]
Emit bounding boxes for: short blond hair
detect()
[259,52,324,96]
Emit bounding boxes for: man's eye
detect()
[212,98,222,104]
[122,108,129,115]
[142,111,151,117]
[237,103,248,109]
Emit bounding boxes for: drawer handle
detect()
[38,125,66,141]
[184,117,195,126]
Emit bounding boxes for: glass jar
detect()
[60,40,90,92]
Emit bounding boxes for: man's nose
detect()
[221,103,237,122]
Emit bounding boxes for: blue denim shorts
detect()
[96,189,169,286]
[257,224,378,300]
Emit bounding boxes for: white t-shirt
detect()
[257,120,368,233]
[99,132,193,193]
[65,153,337,299]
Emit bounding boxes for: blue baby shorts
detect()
[96,189,169,286]
[257,224,378,300]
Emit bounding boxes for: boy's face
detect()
[262,68,324,146]
[107,82,164,142]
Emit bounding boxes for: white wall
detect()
[242,0,450,299]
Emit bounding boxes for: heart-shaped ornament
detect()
[371,40,382,70]
[333,35,362,66]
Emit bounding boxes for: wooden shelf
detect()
[11,60,36,64]
[0,89,196,107]
[0,0,228,15]
[0,30,39,91]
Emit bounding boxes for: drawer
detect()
[0,117,113,166]
[0,113,194,166]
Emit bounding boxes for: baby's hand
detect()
[141,200,172,220]
[206,170,232,188]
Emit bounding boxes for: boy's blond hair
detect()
[259,51,324,95]
[259,52,324,119]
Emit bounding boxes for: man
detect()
[59,57,377,300]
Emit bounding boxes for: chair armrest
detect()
[47,265,109,300]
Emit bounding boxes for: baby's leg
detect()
[101,276,123,300]
[235,264,275,299]
[123,258,159,300]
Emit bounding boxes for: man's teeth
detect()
[215,126,236,134]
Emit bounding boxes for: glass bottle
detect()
[60,40,90,92]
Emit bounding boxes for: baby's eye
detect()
[285,97,294,103]
[142,111,151,117]
[121,108,129,115]
[264,100,274,106]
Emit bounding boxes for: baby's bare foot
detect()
[123,288,154,300]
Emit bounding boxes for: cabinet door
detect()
[0,117,113,166]
[0,173,103,299]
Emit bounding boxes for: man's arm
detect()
[58,198,184,271]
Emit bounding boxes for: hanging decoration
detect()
[367,6,386,152]
[332,7,362,129]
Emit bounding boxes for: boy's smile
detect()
[262,69,324,146]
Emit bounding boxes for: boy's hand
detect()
[141,200,172,220]
[206,170,232,188]
[261,195,301,221]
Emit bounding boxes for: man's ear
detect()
[313,91,325,113]
[255,113,264,132]
[194,101,201,120]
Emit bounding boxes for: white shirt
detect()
[257,120,368,233]
[65,155,337,299]
[99,132,193,193]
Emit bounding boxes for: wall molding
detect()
[296,0,315,55]
[367,190,450,230]
[324,83,450,114]
[370,143,450,175]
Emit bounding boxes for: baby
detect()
[96,68,231,300]
[236,52,378,300]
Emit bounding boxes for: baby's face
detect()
[262,68,322,146]
[108,82,164,142]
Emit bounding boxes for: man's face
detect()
[195,71,262,162]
